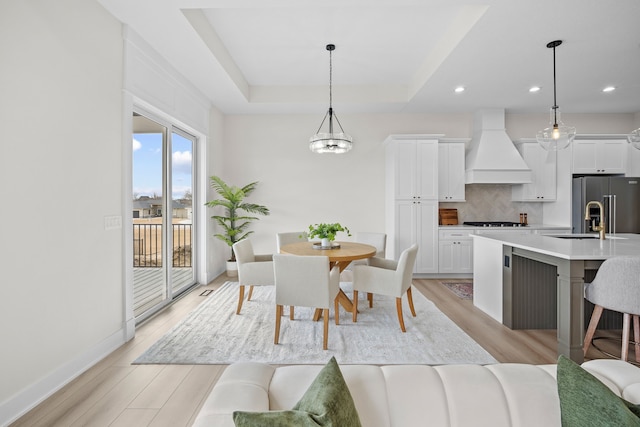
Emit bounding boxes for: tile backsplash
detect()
[439,184,543,224]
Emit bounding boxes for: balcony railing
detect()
[133,223,192,267]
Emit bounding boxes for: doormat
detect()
[440,281,473,300]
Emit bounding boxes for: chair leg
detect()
[407,287,417,317]
[583,304,603,356]
[634,315,640,363]
[290,306,294,320]
[236,285,245,315]
[368,292,373,308]
[323,308,329,350]
[247,285,254,301]
[622,313,631,362]
[274,305,283,344]
[335,298,340,325]
[352,290,359,323]
[396,297,406,332]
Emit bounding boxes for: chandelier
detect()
[536,40,576,151]
[309,44,353,154]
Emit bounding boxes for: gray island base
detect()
[471,232,640,363]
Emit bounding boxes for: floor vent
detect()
[199,289,213,297]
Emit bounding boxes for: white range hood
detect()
[465,109,532,184]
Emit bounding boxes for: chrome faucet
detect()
[585,201,606,240]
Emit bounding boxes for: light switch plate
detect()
[104,215,122,230]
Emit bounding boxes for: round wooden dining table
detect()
[279,241,376,316]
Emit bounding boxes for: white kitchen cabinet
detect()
[392,139,438,200]
[438,142,466,201]
[438,230,472,273]
[385,135,443,269]
[626,142,640,178]
[395,200,438,273]
[512,142,556,201]
[572,140,627,174]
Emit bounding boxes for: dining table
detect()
[279,241,377,316]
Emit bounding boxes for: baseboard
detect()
[0,327,127,426]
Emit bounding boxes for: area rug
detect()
[441,281,473,300]
[133,281,496,365]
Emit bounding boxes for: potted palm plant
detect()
[205,176,270,276]
[307,223,351,248]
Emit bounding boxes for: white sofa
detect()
[193,359,640,427]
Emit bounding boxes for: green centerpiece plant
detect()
[205,176,269,269]
[307,223,351,247]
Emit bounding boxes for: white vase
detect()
[321,238,331,248]
[226,260,238,277]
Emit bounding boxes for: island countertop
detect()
[470,231,640,260]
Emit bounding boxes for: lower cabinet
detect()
[395,200,438,273]
[438,230,473,274]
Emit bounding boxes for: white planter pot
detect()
[226,261,238,277]
[321,238,331,248]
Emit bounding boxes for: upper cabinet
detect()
[572,140,627,174]
[438,142,466,201]
[512,142,556,201]
[388,138,439,200]
[626,142,640,178]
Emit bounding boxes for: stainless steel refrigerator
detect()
[572,176,640,234]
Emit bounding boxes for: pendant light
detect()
[628,128,640,150]
[536,40,576,151]
[309,44,353,154]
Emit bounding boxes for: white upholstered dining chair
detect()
[273,254,340,350]
[232,239,274,315]
[354,232,387,260]
[583,256,640,362]
[341,231,387,295]
[352,244,419,332]
[275,231,308,253]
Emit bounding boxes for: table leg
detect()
[332,260,352,273]
[337,290,354,313]
[315,292,354,320]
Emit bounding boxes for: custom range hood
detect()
[465,109,532,184]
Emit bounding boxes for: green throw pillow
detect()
[233,356,362,427]
[557,355,640,426]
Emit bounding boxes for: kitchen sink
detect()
[545,234,627,240]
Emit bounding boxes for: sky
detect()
[132,132,192,200]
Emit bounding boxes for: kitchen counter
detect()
[471,231,640,363]
[471,231,640,259]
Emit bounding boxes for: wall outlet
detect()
[104,215,122,230]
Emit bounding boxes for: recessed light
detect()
[529,86,541,93]
[602,86,616,92]
[454,86,465,93]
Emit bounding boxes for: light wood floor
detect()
[11,277,622,427]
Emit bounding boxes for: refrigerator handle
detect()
[612,194,616,234]
[603,195,613,234]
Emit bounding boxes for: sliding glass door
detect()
[132,111,196,320]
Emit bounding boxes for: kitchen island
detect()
[471,231,640,363]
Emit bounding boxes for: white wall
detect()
[0,0,124,423]
[205,106,228,281]
[218,113,472,255]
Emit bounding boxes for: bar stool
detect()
[583,256,640,362]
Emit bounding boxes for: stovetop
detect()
[463,221,527,227]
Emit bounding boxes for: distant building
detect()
[133,196,192,219]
